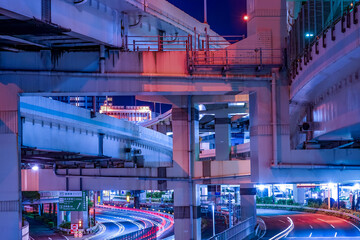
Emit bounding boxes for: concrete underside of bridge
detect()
[2,0,360,239]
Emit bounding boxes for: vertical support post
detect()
[204,0,208,24]
[215,111,231,161]
[99,45,105,74]
[331,0,334,23]
[194,27,197,51]
[314,0,317,36]
[328,184,331,209]
[321,0,325,30]
[212,204,215,236]
[158,35,161,51]
[0,84,21,239]
[240,183,256,238]
[171,98,200,240]
[337,184,340,209]
[307,0,310,45]
[271,72,278,166]
[302,7,305,51]
[297,13,301,55]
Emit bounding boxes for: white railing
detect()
[208,217,254,240]
[22,221,29,240]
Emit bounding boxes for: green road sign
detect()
[59,191,87,211]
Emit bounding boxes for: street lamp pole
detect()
[204,0,208,24]
[212,203,215,237]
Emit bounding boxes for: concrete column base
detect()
[0,84,21,240]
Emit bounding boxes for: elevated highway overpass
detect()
[3,0,360,239]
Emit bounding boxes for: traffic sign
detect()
[59,191,88,211]
[70,223,78,234]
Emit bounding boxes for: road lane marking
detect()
[309,232,312,237]
[62,236,69,240]
[279,220,286,223]
[309,225,313,229]
[86,221,106,240]
[269,217,294,240]
[317,218,336,228]
[335,232,337,237]
[342,219,360,232]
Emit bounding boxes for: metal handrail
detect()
[208,217,254,240]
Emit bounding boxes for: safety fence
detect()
[125,35,244,52]
[109,226,157,240]
[124,34,283,68]
[188,48,283,67]
[208,217,254,240]
[287,0,359,78]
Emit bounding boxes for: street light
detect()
[243,15,249,21]
[212,203,215,237]
[31,165,39,171]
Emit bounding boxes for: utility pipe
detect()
[204,0,208,24]
[53,165,250,181]
[272,163,360,170]
[271,72,278,166]
[188,95,194,240]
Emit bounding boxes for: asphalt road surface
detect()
[258,209,360,240]
[86,206,174,240]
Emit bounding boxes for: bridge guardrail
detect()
[208,217,254,240]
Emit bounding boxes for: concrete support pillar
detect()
[173,183,201,240]
[38,204,43,216]
[134,190,140,208]
[0,84,21,240]
[215,112,231,161]
[250,70,290,182]
[240,183,256,227]
[234,187,240,204]
[207,185,221,205]
[57,203,65,227]
[169,96,200,240]
[71,210,89,230]
[65,211,71,222]
[293,185,305,204]
[96,191,103,205]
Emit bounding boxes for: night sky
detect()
[167,0,247,35]
[114,0,247,113]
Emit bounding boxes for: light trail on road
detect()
[258,209,360,239]
[86,206,174,240]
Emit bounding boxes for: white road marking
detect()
[48,238,52,240]
[279,220,286,223]
[86,221,106,240]
[317,218,335,228]
[309,232,313,237]
[335,232,337,237]
[269,217,294,240]
[62,236,69,240]
[342,219,360,232]
[309,225,313,229]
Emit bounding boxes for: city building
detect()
[99,104,152,122]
